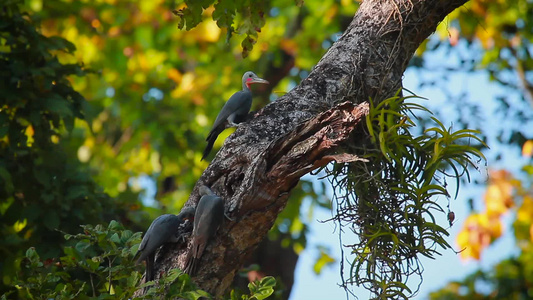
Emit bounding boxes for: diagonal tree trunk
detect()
[156,0,469,296]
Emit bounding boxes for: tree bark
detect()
[158,0,469,296]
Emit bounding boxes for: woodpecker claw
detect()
[224,210,235,222]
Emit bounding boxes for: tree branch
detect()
[155,0,469,296]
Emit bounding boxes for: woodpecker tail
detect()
[202,124,224,160]
[184,241,205,276]
[183,254,199,276]
[135,255,143,265]
[145,252,155,283]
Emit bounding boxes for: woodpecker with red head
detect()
[202,71,269,160]
[136,206,196,282]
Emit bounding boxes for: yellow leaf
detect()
[14,219,27,233]
[456,214,496,261]
[201,20,221,43]
[91,19,101,29]
[25,125,34,147]
[280,38,298,56]
[471,0,487,17]
[167,68,182,84]
[522,140,533,157]
[487,216,502,239]
[150,152,161,173]
[24,228,33,239]
[476,26,495,49]
[25,125,34,137]
[29,0,42,12]
[484,184,511,217]
[517,196,533,223]
[108,26,121,37]
[484,170,514,217]
[457,215,482,260]
[179,72,195,93]
[325,5,338,22]
[293,243,304,254]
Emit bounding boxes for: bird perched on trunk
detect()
[136,206,195,282]
[202,71,269,160]
[184,185,225,275]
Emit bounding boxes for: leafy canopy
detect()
[0,2,120,293]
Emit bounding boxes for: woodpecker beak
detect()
[250,77,269,85]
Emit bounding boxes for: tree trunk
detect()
[158,0,469,296]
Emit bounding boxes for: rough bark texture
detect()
[156,0,469,296]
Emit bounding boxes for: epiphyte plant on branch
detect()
[324,91,486,298]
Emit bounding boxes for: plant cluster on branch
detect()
[325,92,486,299]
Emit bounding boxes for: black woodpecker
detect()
[202,71,269,160]
[136,206,195,282]
[184,185,225,275]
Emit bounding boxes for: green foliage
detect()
[6,221,140,299]
[326,91,486,299]
[246,276,276,300]
[174,0,268,57]
[3,220,213,299]
[0,2,121,293]
[2,219,281,299]
[229,276,276,300]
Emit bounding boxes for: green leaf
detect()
[248,276,276,300]
[45,36,77,53]
[109,233,121,244]
[33,168,51,188]
[108,220,122,231]
[85,257,100,271]
[182,290,212,300]
[213,1,235,28]
[43,94,73,117]
[0,165,13,194]
[75,240,92,252]
[25,247,41,266]
[241,35,256,58]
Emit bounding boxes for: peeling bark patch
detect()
[267,101,369,180]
